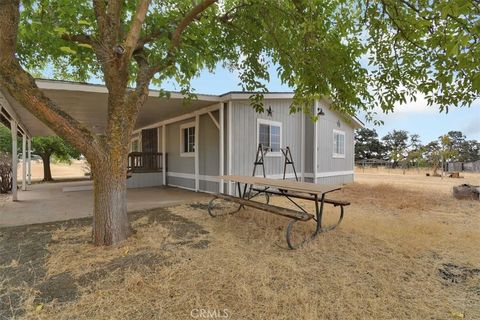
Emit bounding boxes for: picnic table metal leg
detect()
[285,193,326,249]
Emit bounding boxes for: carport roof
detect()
[0,79,362,137]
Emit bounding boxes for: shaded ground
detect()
[0,172,479,319]
[0,208,209,320]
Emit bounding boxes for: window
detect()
[130,138,140,152]
[333,129,346,158]
[257,119,282,155]
[180,122,196,157]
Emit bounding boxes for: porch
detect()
[0,180,209,227]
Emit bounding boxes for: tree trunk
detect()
[91,160,130,246]
[40,154,53,181]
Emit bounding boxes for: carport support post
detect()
[10,120,17,201]
[162,125,166,186]
[195,114,200,191]
[27,138,31,185]
[219,102,224,193]
[21,134,26,191]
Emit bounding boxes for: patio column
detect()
[10,120,17,201]
[219,102,224,193]
[21,134,26,191]
[227,101,233,195]
[27,138,32,185]
[300,112,305,182]
[194,114,199,191]
[162,125,166,186]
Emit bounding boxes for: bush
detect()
[0,152,13,193]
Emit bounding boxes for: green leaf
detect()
[59,46,77,55]
[78,43,92,49]
[53,27,67,35]
[78,20,91,26]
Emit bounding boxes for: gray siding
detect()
[127,172,163,188]
[304,112,314,176]
[199,112,219,177]
[315,99,355,176]
[231,99,303,178]
[166,119,195,174]
[128,98,357,190]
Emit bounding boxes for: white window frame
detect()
[257,119,282,157]
[180,122,196,157]
[333,129,346,159]
[130,137,141,152]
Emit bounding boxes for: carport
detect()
[0,79,221,202]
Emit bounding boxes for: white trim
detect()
[300,113,305,182]
[220,92,294,101]
[22,135,26,191]
[157,126,161,154]
[303,171,354,178]
[256,118,282,157]
[10,120,17,201]
[162,125,166,186]
[208,111,220,129]
[167,171,219,183]
[179,122,196,157]
[313,101,319,184]
[219,102,224,193]
[317,170,353,178]
[130,136,141,152]
[194,114,200,191]
[227,101,233,195]
[332,129,346,159]
[27,138,31,185]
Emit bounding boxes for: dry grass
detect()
[5,172,480,319]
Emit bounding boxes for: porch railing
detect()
[127,152,166,173]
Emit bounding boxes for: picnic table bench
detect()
[208,175,350,249]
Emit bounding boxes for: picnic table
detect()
[207,175,350,249]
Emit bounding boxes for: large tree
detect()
[32,137,81,181]
[0,0,478,245]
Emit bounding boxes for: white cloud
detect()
[393,94,436,114]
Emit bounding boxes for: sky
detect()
[158,63,480,144]
[43,61,479,144]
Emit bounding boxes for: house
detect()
[0,79,363,198]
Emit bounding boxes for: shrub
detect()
[0,152,13,193]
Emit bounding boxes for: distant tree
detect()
[354,128,384,161]
[32,137,81,181]
[423,141,442,175]
[459,140,480,162]
[443,131,480,162]
[382,130,409,167]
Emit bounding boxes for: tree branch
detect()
[124,0,152,59]
[171,0,218,49]
[61,33,95,46]
[0,0,102,160]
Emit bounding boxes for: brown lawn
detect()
[1,169,479,319]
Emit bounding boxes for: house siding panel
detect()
[315,100,355,180]
[231,99,303,178]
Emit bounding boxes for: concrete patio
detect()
[0,181,210,227]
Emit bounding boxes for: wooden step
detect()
[213,193,314,221]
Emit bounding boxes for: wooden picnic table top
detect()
[219,175,342,196]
